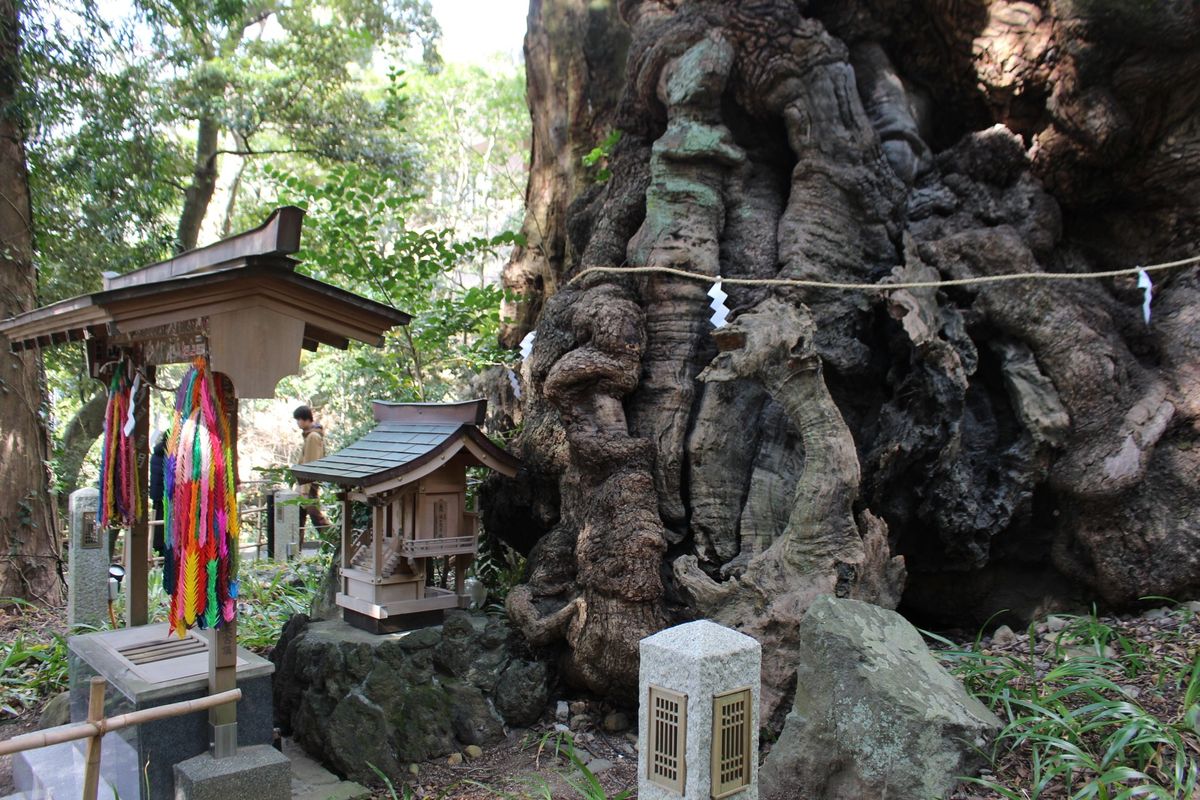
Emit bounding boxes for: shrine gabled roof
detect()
[291,419,519,490]
[0,207,410,353]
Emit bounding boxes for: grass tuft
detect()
[931,606,1200,799]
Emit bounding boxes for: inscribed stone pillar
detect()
[273,490,299,561]
[68,488,109,628]
[638,620,761,800]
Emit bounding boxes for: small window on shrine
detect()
[710,687,752,798]
[648,685,686,794]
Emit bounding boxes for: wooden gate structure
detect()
[0,206,409,761]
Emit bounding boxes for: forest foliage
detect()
[13,0,527,480]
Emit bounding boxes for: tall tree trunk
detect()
[498,0,630,347]
[484,0,1200,722]
[0,0,61,603]
[175,27,245,253]
[176,113,221,252]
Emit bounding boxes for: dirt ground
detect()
[3,601,1197,799]
[384,725,638,799]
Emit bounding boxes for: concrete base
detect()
[173,745,290,800]
[13,735,141,800]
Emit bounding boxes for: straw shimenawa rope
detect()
[564,253,1200,292]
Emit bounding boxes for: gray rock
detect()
[991,624,1016,646]
[759,595,1001,800]
[569,713,590,730]
[555,700,570,722]
[494,660,549,727]
[1046,614,1070,631]
[586,758,614,775]
[1143,606,1172,620]
[602,711,630,733]
[447,682,505,745]
[37,691,70,730]
[308,556,340,620]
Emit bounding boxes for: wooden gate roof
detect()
[0,207,409,353]
[0,207,411,398]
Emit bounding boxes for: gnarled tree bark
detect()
[484,0,1200,722]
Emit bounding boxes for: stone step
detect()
[282,739,370,800]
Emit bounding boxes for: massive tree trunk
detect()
[0,0,62,603]
[484,0,1200,722]
[498,0,630,347]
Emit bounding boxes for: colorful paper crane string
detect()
[98,365,142,529]
[164,357,239,637]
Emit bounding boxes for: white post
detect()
[638,620,761,799]
[273,490,299,560]
[68,488,109,629]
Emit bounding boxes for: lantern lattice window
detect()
[648,685,687,793]
[711,687,753,798]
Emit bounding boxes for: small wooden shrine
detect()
[291,399,518,633]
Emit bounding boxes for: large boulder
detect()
[271,610,549,786]
[759,595,1001,800]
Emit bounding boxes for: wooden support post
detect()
[373,504,383,581]
[209,374,238,759]
[82,676,106,800]
[126,365,152,627]
[208,623,238,758]
[454,554,466,598]
[340,494,351,599]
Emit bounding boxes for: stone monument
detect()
[272,490,299,560]
[68,487,109,629]
[638,620,761,799]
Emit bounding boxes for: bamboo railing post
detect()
[82,676,106,800]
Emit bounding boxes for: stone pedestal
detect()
[638,620,761,800]
[273,490,299,560]
[68,487,109,629]
[174,745,290,800]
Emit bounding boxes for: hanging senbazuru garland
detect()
[98,364,142,529]
[164,357,239,637]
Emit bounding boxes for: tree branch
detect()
[205,146,323,168]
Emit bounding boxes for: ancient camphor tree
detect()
[483,0,1200,722]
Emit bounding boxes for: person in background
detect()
[148,429,172,592]
[149,430,169,558]
[293,405,330,553]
